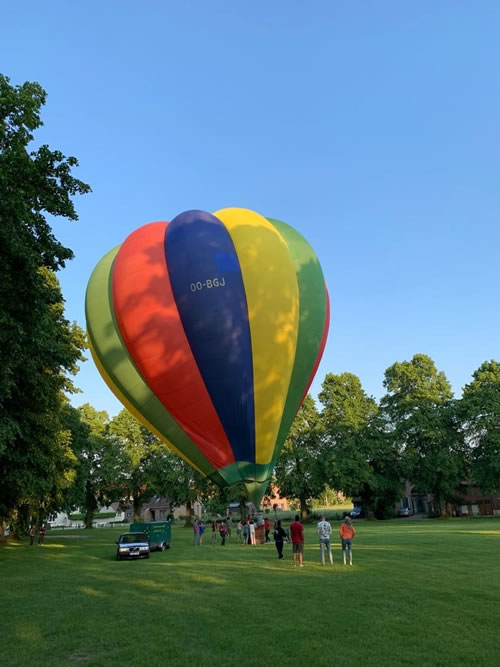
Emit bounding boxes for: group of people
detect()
[28,524,46,546]
[192,519,206,545]
[317,514,356,566]
[193,517,236,546]
[194,516,272,546]
[274,514,356,567]
[193,513,357,566]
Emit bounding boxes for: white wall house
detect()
[49,505,124,528]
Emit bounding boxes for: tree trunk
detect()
[84,509,94,529]
[133,494,141,523]
[184,500,193,527]
[299,495,309,522]
[84,480,95,528]
[435,495,447,517]
[0,519,7,545]
[16,503,30,537]
[239,496,247,522]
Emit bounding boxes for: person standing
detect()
[248,519,256,545]
[243,520,250,545]
[236,520,243,544]
[193,519,200,546]
[264,517,271,543]
[38,524,46,546]
[199,521,205,545]
[219,521,227,546]
[317,515,333,566]
[226,515,232,541]
[273,520,287,559]
[211,518,218,544]
[339,517,356,565]
[290,515,304,567]
[29,525,36,546]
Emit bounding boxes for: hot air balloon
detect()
[85,208,329,506]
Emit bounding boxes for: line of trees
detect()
[275,356,500,519]
[61,404,216,529]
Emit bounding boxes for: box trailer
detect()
[130,521,171,551]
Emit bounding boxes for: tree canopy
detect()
[0,75,90,527]
[380,354,464,514]
[461,361,500,494]
[274,395,326,519]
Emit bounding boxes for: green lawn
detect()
[1,518,499,666]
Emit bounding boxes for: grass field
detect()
[1,518,499,666]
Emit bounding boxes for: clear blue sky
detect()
[3,1,499,415]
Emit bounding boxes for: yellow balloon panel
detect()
[213,208,299,464]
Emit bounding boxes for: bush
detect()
[69,512,116,521]
[301,509,351,523]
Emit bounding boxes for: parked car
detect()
[116,533,150,560]
[398,507,414,517]
[350,507,364,519]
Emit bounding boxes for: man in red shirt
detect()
[289,514,304,567]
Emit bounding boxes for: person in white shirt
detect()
[248,519,256,545]
[317,515,333,566]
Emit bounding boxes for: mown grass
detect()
[1,518,499,666]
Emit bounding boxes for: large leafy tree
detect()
[381,354,465,515]
[274,395,326,519]
[382,353,452,416]
[108,409,165,521]
[460,361,500,494]
[107,410,223,526]
[63,404,121,528]
[319,372,401,518]
[320,372,378,432]
[318,372,377,498]
[147,446,218,525]
[0,75,89,530]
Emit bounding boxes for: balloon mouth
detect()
[243,478,271,508]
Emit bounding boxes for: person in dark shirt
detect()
[273,520,287,559]
[38,524,46,546]
[219,521,227,546]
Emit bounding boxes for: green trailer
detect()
[130,521,171,551]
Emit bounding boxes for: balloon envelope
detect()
[85,208,329,504]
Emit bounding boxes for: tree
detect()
[460,361,500,494]
[319,372,401,518]
[0,74,89,531]
[318,373,378,502]
[382,353,452,417]
[274,395,326,520]
[319,372,376,500]
[381,354,464,515]
[148,448,216,526]
[311,486,344,509]
[0,270,86,534]
[320,372,378,432]
[63,404,120,528]
[107,410,158,521]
